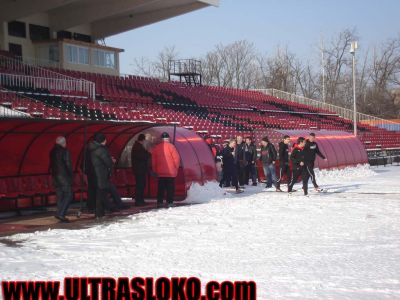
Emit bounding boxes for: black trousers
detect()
[276,163,291,189]
[55,185,73,217]
[237,163,246,186]
[95,185,119,217]
[305,161,318,188]
[108,183,122,207]
[244,163,257,185]
[157,177,175,204]
[224,166,239,189]
[134,172,147,204]
[288,166,310,195]
[95,188,108,217]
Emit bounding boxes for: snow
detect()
[1,164,400,299]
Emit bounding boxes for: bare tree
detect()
[130,31,400,118]
[132,46,179,80]
[323,29,357,106]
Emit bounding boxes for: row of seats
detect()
[1,52,400,150]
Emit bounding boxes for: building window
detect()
[92,49,116,69]
[8,21,26,38]
[64,44,89,65]
[29,24,50,41]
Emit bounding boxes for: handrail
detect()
[0,54,96,99]
[253,88,400,131]
[0,73,95,99]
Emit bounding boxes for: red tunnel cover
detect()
[0,119,217,201]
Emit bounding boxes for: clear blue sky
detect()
[106,0,400,74]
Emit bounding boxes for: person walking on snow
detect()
[50,136,73,222]
[244,136,258,186]
[304,133,327,191]
[259,136,279,191]
[151,132,181,208]
[288,137,309,196]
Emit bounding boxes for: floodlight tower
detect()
[350,41,358,136]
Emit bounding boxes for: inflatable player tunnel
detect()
[0,119,217,212]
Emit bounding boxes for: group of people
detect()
[218,133,327,195]
[49,132,180,222]
[49,129,326,222]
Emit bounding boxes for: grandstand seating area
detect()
[1,54,400,150]
[1,53,400,214]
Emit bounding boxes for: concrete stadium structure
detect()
[0,0,218,75]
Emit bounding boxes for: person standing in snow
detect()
[259,137,279,191]
[131,133,150,206]
[50,136,73,222]
[304,133,327,191]
[235,136,246,188]
[288,137,309,195]
[222,139,240,192]
[276,135,291,191]
[89,133,114,218]
[151,132,181,207]
[244,136,258,186]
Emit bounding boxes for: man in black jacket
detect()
[235,136,246,188]
[304,133,327,191]
[50,136,73,222]
[244,137,258,186]
[276,135,291,191]
[89,133,114,218]
[288,137,309,195]
[222,139,240,192]
[259,137,278,190]
[131,134,150,206]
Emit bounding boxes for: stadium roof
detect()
[0,0,219,39]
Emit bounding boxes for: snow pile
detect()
[184,181,228,204]
[315,164,376,184]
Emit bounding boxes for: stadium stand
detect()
[1,52,400,150]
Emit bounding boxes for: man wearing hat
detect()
[131,133,150,206]
[151,132,181,207]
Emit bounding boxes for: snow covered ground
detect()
[1,164,400,299]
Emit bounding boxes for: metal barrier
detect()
[0,73,95,98]
[0,54,96,99]
[254,88,400,131]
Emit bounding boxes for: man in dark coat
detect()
[288,137,309,195]
[235,136,246,188]
[49,136,73,222]
[243,136,258,186]
[276,135,292,190]
[304,133,327,191]
[259,137,279,190]
[131,133,150,206]
[89,132,114,218]
[222,139,240,192]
